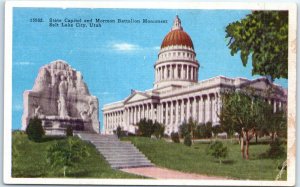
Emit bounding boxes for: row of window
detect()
[159,51,195,60]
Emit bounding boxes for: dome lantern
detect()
[171,15,183,31]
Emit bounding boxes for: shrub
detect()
[26,117,44,142]
[207,141,228,164]
[153,122,165,139]
[195,122,212,139]
[66,126,73,137]
[116,126,122,138]
[171,132,180,143]
[212,125,221,137]
[184,134,192,146]
[47,137,89,177]
[137,119,154,137]
[268,138,285,158]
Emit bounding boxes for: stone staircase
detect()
[76,133,154,169]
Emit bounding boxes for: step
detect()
[109,160,152,166]
[77,133,154,169]
[102,152,146,158]
[106,156,149,162]
[92,142,133,146]
[95,146,139,151]
[97,148,142,155]
[111,163,154,169]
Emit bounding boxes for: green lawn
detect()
[121,136,287,180]
[12,132,142,178]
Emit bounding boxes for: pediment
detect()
[124,92,151,103]
[246,79,270,90]
[240,78,286,96]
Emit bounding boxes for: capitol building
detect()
[102,16,287,135]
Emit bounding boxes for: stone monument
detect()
[22,60,100,134]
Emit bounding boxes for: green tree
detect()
[47,137,89,177]
[66,125,73,137]
[26,117,45,142]
[207,141,228,164]
[136,119,154,137]
[179,118,197,145]
[116,126,122,138]
[225,11,288,80]
[184,134,192,147]
[212,125,221,138]
[219,91,265,159]
[153,121,165,139]
[171,132,180,143]
[261,104,287,141]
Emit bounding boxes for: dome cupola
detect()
[154,16,199,89]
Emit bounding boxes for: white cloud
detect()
[15,61,34,66]
[95,91,114,95]
[111,42,141,52]
[107,42,160,53]
[153,46,160,50]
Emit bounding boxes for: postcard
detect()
[3,1,297,186]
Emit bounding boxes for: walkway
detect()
[121,166,228,179]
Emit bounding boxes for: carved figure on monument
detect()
[58,75,69,118]
[22,60,100,134]
[34,105,43,117]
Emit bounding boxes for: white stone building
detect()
[102,16,287,135]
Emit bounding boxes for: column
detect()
[181,99,184,122]
[161,103,164,124]
[151,103,154,121]
[215,94,220,123]
[175,100,179,126]
[185,65,190,80]
[279,101,282,111]
[207,95,212,122]
[170,101,174,125]
[170,65,174,79]
[165,102,169,125]
[132,107,135,124]
[273,100,277,113]
[175,64,178,79]
[192,97,197,120]
[191,67,194,81]
[157,104,160,123]
[145,104,149,119]
[186,97,190,120]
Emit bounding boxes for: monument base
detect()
[40,116,90,136]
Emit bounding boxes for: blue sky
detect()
[12,8,288,131]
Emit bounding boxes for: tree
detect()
[207,141,228,164]
[179,118,197,145]
[171,132,180,143]
[194,122,212,139]
[66,125,73,137]
[116,126,122,138]
[47,137,89,177]
[152,121,165,139]
[26,117,45,142]
[184,134,192,147]
[212,125,221,138]
[260,104,287,141]
[136,119,154,137]
[225,11,288,80]
[219,91,265,159]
